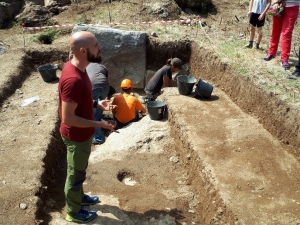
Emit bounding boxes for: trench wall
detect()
[166,111,238,223]
[25,50,68,223]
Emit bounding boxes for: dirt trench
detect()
[2,38,300,224]
[189,43,300,157]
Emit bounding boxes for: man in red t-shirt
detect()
[58,31,116,223]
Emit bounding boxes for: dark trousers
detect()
[115,111,139,130]
[296,49,300,72]
[144,88,160,101]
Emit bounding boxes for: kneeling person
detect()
[112,79,146,129]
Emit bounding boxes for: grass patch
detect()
[36,29,59,44]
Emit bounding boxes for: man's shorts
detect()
[249,13,265,27]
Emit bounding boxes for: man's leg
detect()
[288,49,300,79]
[93,88,109,144]
[62,136,92,216]
[143,88,155,103]
[295,49,300,72]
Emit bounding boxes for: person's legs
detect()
[256,26,263,48]
[268,15,283,56]
[280,6,299,61]
[295,49,300,72]
[144,88,153,99]
[245,25,255,48]
[62,136,92,216]
[92,87,109,144]
[143,88,155,103]
[286,49,300,79]
[246,13,257,48]
[114,117,125,130]
[249,26,255,42]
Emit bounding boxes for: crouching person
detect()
[112,79,146,129]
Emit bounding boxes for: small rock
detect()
[2,180,6,185]
[177,180,184,185]
[151,31,158,37]
[188,209,195,213]
[169,156,179,163]
[217,207,223,216]
[20,203,27,210]
[3,104,8,108]
[12,138,16,141]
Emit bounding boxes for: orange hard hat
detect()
[120,79,133,88]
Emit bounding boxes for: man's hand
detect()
[107,120,117,128]
[97,100,117,111]
[98,120,119,133]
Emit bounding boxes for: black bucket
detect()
[195,79,213,99]
[37,65,58,82]
[176,75,197,95]
[146,101,166,120]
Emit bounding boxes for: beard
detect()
[87,48,102,63]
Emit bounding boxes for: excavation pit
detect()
[1,39,300,225]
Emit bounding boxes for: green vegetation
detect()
[36,29,59,44]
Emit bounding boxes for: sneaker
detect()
[66,208,97,223]
[255,43,259,49]
[281,60,290,69]
[264,54,275,61]
[92,141,104,145]
[82,194,100,206]
[245,43,253,48]
[287,71,300,79]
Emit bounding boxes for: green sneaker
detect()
[66,208,97,223]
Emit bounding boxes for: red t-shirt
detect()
[58,61,95,142]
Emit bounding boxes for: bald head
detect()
[70,31,96,53]
[69,31,102,70]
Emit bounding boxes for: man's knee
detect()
[71,169,86,191]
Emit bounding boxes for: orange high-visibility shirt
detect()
[112,93,145,123]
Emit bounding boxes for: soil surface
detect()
[1,1,300,225]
